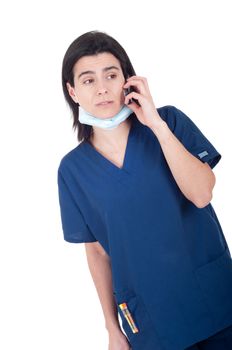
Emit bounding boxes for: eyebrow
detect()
[77,65,120,80]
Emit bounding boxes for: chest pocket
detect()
[113,289,161,349]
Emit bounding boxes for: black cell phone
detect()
[124,78,141,106]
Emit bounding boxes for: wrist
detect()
[105,320,121,334]
[149,118,167,131]
[149,119,171,142]
[148,115,166,129]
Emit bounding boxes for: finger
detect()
[125,91,143,106]
[127,75,146,81]
[124,79,147,96]
[127,76,150,94]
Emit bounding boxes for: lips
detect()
[96,101,113,106]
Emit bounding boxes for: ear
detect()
[66,82,79,104]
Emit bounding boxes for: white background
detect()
[0,0,231,349]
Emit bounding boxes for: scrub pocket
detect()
[194,246,232,324]
[113,289,159,348]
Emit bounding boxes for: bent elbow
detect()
[194,191,213,208]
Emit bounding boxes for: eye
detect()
[107,74,117,79]
[83,79,93,85]
[83,74,116,85]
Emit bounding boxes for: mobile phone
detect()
[124,81,141,107]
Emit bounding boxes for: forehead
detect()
[73,52,121,74]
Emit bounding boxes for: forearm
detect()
[85,250,121,334]
[149,119,216,208]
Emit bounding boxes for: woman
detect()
[57,30,232,350]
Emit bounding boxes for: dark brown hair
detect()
[61,30,136,142]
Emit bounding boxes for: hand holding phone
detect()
[124,78,141,107]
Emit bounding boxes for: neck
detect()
[90,117,133,152]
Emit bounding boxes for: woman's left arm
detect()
[124,76,216,208]
[149,121,216,208]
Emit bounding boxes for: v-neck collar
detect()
[82,114,139,179]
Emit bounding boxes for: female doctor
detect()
[58,30,232,350]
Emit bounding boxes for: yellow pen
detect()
[119,302,139,333]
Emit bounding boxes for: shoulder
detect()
[58,142,85,175]
[157,105,185,128]
[156,105,197,134]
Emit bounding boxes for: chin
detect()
[94,104,123,119]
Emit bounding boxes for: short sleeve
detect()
[57,168,97,243]
[165,105,222,169]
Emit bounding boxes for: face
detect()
[66,52,126,118]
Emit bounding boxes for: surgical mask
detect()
[78,104,134,130]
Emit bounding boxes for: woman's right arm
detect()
[85,242,131,349]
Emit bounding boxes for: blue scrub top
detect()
[57,105,232,350]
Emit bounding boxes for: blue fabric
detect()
[185,324,232,349]
[57,105,232,350]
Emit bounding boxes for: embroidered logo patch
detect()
[198,150,208,159]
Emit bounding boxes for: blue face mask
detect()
[78,104,134,130]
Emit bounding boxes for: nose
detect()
[96,81,108,95]
[97,88,108,96]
